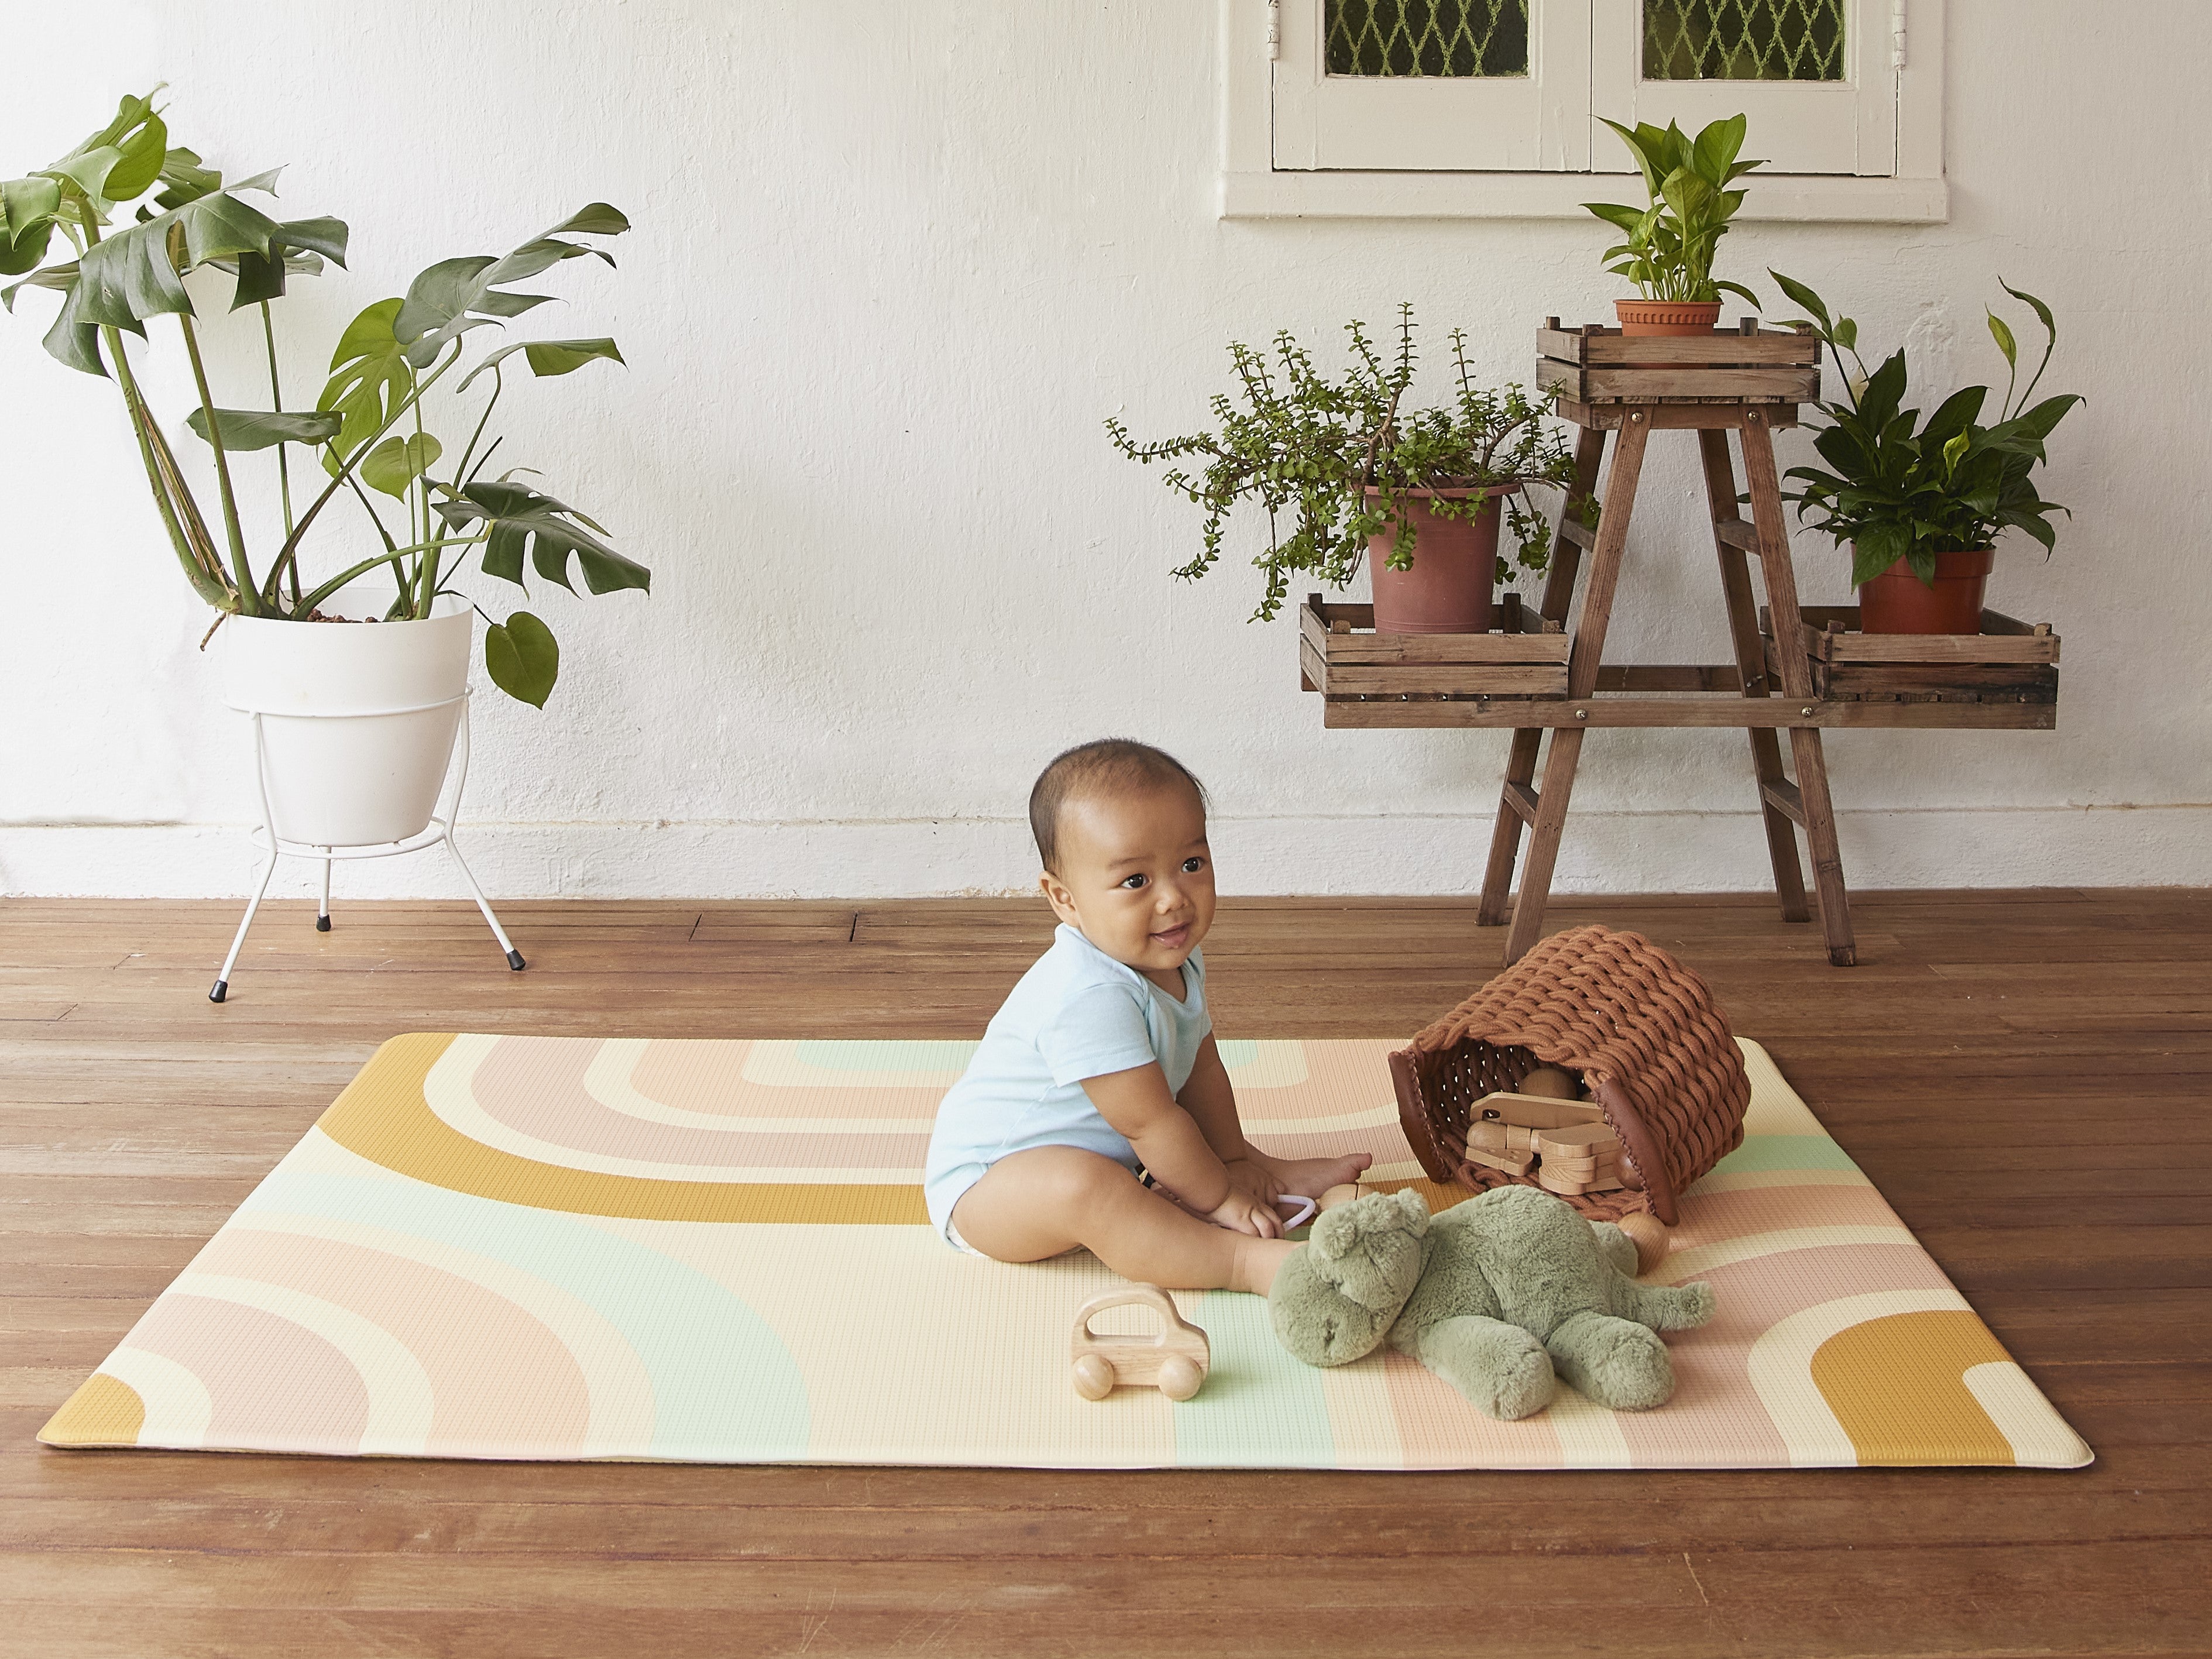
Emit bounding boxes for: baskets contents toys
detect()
[1389,925,1750,1225]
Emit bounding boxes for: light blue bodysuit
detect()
[922,923,1212,1246]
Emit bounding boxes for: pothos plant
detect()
[1582,114,1764,306]
[1105,307,1581,623]
[0,90,646,707]
[1767,270,2080,588]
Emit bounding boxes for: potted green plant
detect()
[1582,114,1764,336]
[2,92,648,853]
[1106,308,1579,634]
[1767,270,2080,634]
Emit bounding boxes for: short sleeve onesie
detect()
[922,924,1212,1244]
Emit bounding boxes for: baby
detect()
[923,739,1368,1295]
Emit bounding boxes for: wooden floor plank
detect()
[3,891,2208,1657]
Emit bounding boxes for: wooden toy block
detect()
[1536,1166,1592,1196]
[1465,1120,1512,1154]
[1517,1066,1582,1100]
[1472,1091,1606,1129]
[1070,1285,1209,1402]
[1505,1124,1541,1153]
[1541,1153,1602,1180]
[1614,1211,1673,1276]
[1462,1143,1536,1177]
[1534,1122,1621,1158]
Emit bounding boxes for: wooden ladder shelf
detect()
[1297,321,2062,969]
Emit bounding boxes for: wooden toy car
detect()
[1070,1285,1210,1402]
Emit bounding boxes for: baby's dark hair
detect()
[1029,739,1208,873]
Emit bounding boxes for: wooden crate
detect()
[1299,593,1569,701]
[1761,604,2060,704]
[1536,319,1821,405]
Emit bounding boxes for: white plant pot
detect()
[224,601,474,848]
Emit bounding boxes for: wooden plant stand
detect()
[1298,321,2062,969]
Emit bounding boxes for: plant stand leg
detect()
[1698,428,1809,923]
[1740,411,1856,966]
[1497,415,1649,964]
[445,835,524,970]
[316,851,332,932]
[210,850,277,1004]
[1502,727,1584,964]
[1479,424,1608,930]
[1478,728,1543,927]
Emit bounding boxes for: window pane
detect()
[1642,0,1845,81]
[1325,1,1531,78]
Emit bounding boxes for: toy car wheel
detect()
[1157,1354,1204,1402]
[1071,1353,1115,1400]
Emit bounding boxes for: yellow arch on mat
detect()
[1810,1308,2015,1466]
[318,1033,928,1224]
[40,1372,146,1448]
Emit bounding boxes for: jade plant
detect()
[1,91,646,707]
[1582,114,1764,306]
[1767,270,2080,587]
[1105,307,1580,621]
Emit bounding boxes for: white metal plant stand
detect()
[209,689,524,1002]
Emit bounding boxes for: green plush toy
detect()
[1269,1186,1716,1420]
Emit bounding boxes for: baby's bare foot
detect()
[1260,1151,1373,1200]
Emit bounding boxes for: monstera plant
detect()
[1,90,645,706]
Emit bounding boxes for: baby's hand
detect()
[1206,1189,1284,1240]
[1222,1157,1281,1210]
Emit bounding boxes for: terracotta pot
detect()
[1615,297,1723,337]
[1857,547,1995,634]
[1366,487,1509,634]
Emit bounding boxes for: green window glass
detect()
[1643,0,1846,81]
[1325,1,1531,78]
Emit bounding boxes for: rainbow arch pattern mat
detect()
[40,1034,2091,1469]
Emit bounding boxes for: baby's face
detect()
[1040,783,1215,977]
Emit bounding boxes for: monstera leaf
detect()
[392,204,627,370]
[222,214,348,309]
[360,432,442,498]
[316,298,413,466]
[438,478,648,596]
[456,336,625,393]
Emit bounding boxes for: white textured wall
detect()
[4,1,2207,900]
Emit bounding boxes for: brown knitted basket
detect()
[1388,925,1750,1225]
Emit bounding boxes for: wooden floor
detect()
[3,891,2208,1658]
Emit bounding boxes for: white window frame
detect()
[1224,0,1945,221]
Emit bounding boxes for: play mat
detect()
[39,1033,2091,1470]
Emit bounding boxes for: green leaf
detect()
[393,205,628,369]
[186,407,344,452]
[1999,279,2056,346]
[548,202,630,237]
[441,478,650,596]
[360,432,444,498]
[317,298,413,466]
[1767,270,1831,332]
[1691,113,1745,184]
[455,336,626,393]
[228,214,349,308]
[1986,310,2017,370]
[102,104,168,201]
[153,146,221,210]
[484,610,559,707]
[0,215,54,277]
[1713,278,1761,306]
[2,175,62,241]
[2011,392,2082,442]
[1832,316,1856,352]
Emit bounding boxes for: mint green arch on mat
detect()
[1215,1039,1261,1071]
[791,1039,980,1071]
[1171,1290,1334,1468]
[1708,1135,1864,1176]
[242,1168,809,1459]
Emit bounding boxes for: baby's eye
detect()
[1120,873,1149,891]
[1181,857,1206,874]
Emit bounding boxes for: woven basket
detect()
[1388,925,1750,1225]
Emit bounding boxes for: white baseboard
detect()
[2,805,2205,899]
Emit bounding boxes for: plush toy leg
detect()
[1611,1275,1718,1333]
[1401,1314,1556,1421]
[1589,1221,1640,1280]
[1545,1311,1677,1411]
